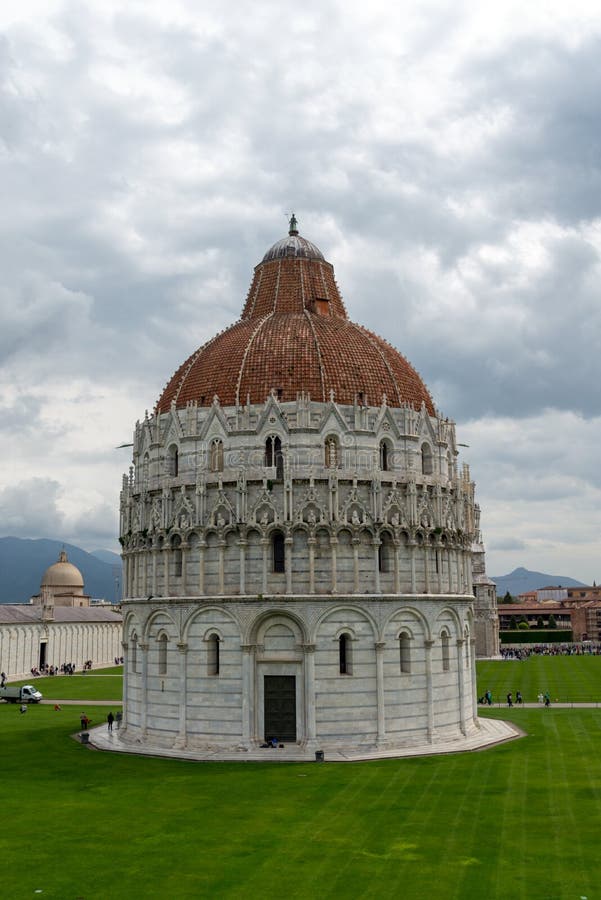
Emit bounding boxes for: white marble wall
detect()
[0,620,123,679]
[120,596,477,752]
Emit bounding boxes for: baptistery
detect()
[118,217,498,757]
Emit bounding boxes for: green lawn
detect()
[477,654,601,703]
[12,667,123,701]
[1,700,601,899]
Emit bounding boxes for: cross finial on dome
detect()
[289,212,298,235]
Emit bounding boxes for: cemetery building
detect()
[0,550,122,677]
[118,218,500,757]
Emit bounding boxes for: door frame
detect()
[256,661,304,744]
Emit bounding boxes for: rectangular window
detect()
[158,637,167,675]
[400,635,411,674]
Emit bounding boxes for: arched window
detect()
[210,439,224,472]
[421,443,433,475]
[265,436,283,480]
[325,436,339,468]
[399,632,411,674]
[130,634,138,674]
[158,634,168,675]
[441,631,450,672]
[168,445,179,477]
[172,535,182,578]
[379,439,391,471]
[272,531,285,573]
[339,633,352,675]
[208,633,220,676]
[379,532,392,573]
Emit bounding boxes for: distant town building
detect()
[0,550,122,677]
[498,585,601,642]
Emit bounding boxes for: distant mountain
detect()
[0,537,122,604]
[492,566,586,598]
[91,549,122,567]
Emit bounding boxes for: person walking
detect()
[516,691,523,705]
[485,689,493,706]
[544,691,551,707]
[107,712,115,732]
[507,692,513,707]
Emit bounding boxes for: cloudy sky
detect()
[1,0,601,583]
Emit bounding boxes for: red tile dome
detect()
[156,221,434,415]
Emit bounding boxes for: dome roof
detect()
[262,235,325,263]
[41,550,84,589]
[157,218,434,415]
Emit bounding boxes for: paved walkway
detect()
[482,702,601,709]
[41,699,122,706]
[85,716,521,763]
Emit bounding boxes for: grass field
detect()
[12,667,123,701]
[477,654,601,703]
[2,660,601,898]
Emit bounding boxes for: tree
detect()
[548,614,557,629]
[509,615,517,629]
[503,591,514,603]
[537,616,544,628]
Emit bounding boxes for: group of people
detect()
[505,691,523,707]
[80,711,122,732]
[113,657,124,666]
[29,661,89,677]
[501,643,601,660]
[480,689,551,706]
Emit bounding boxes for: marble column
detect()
[239,539,247,594]
[424,639,434,742]
[308,537,316,594]
[393,541,400,593]
[163,548,170,597]
[173,642,188,748]
[373,540,381,594]
[120,640,129,733]
[285,537,293,594]
[139,642,149,737]
[198,540,206,594]
[241,643,256,746]
[181,545,188,595]
[352,537,360,593]
[302,643,317,746]
[375,641,386,745]
[330,536,338,593]
[152,548,158,596]
[141,549,147,598]
[261,539,269,594]
[410,543,416,593]
[456,638,466,735]
[218,540,225,594]
[470,638,478,722]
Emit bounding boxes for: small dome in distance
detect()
[41,549,84,589]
